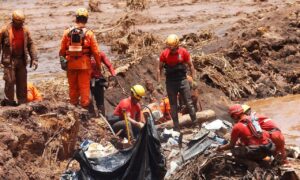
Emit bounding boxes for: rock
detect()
[249,71,262,81]
[250,49,262,63]
[292,84,300,94]
[242,39,260,52]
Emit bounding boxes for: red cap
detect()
[229,104,244,117]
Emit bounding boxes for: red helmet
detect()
[228,104,244,117]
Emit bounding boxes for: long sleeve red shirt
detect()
[91,51,116,78]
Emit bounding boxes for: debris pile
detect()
[0,100,112,179]
[222,8,300,98]
[193,53,256,99]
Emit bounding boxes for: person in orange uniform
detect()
[217,104,274,162]
[159,97,171,121]
[90,52,116,115]
[242,105,287,164]
[27,82,42,102]
[0,10,38,106]
[109,85,146,139]
[59,8,101,109]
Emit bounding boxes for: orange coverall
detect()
[59,27,101,108]
[27,83,42,102]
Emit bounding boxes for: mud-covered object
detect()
[61,117,167,180]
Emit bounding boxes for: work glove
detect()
[60,56,67,71]
[31,61,38,71]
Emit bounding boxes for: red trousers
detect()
[270,130,286,162]
[67,69,91,107]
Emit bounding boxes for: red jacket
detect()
[91,52,116,78]
[159,47,190,66]
[256,114,280,132]
[231,116,270,146]
[113,97,142,122]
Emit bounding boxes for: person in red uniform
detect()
[90,52,116,115]
[109,85,146,139]
[157,34,196,131]
[217,104,274,162]
[242,105,287,164]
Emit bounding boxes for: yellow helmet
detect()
[166,34,179,47]
[242,104,251,113]
[12,10,25,22]
[76,8,88,18]
[131,84,146,100]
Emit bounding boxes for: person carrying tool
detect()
[27,82,42,102]
[0,10,38,106]
[59,8,101,109]
[109,85,146,139]
[217,104,274,162]
[90,52,116,115]
[157,34,197,131]
[242,105,287,164]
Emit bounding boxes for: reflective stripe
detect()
[263,118,272,123]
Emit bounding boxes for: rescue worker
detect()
[90,52,116,115]
[27,82,42,102]
[157,34,197,131]
[159,97,171,121]
[242,105,287,164]
[217,104,274,162]
[109,85,146,139]
[59,8,101,109]
[0,10,38,105]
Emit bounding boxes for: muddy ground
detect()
[0,0,300,179]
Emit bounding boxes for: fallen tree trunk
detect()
[156,109,216,129]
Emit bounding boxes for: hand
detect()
[137,122,144,129]
[0,64,3,68]
[60,56,67,71]
[31,61,38,71]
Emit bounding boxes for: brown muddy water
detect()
[247,95,300,147]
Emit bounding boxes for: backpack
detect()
[67,27,89,57]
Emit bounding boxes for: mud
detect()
[0,0,300,179]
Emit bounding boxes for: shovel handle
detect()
[123,111,131,142]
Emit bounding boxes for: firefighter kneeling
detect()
[108,85,146,140]
[217,104,274,163]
